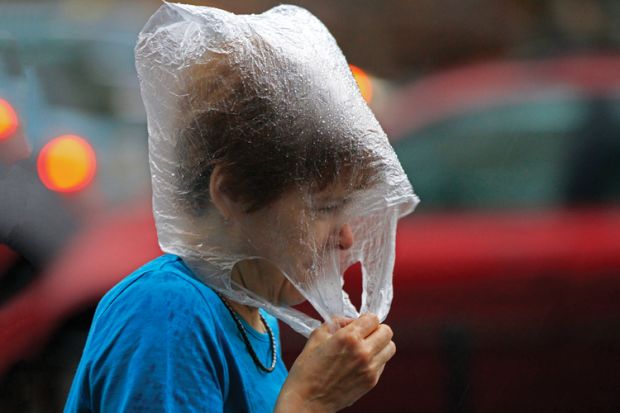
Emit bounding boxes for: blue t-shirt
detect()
[65,254,288,412]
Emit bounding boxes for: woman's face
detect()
[233,182,355,306]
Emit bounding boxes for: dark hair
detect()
[176,49,379,215]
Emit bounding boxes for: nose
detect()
[339,224,354,250]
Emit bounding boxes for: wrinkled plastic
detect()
[135,2,419,337]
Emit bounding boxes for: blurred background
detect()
[1,0,619,412]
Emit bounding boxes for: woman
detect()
[65,3,416,412]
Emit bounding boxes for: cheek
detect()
[304,219,333,245]
[292,224,331,261]
[258,214,337,265]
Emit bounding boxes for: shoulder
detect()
[98,254,213,310]
[83,254,233,381]
[91,254,223,339]
[74,255,231,411]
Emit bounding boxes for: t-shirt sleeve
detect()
[73,272,227,413]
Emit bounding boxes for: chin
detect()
[281,284,306,306]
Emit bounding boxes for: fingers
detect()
[373,339,396,367]
[309,323,332,343]
[340,313,380,339]
[327,316,354,333]
[332,317,354,329]
[309,317,355,344]
[365,324,393,352]
[311,315,392,366]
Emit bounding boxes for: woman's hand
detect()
[275,314,396,413]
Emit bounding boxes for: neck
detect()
[226,298,266,333]
[227,263,267,333]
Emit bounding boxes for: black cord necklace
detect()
[214,290,277,373]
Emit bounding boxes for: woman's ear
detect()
[209,164,240,221]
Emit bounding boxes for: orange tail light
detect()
[37,134,97,193]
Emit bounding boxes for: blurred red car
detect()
[332,54,620,412]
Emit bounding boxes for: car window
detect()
[394,97,620,212]
[0,36,29,111]
[565,97,620,206]
[30,38,139,117]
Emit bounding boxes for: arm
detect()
[274,314,395,413]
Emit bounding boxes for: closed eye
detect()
[314,198,349,215]
[316,204,342,214]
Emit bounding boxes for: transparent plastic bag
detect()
[136,2,418,336]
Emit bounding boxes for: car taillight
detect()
[0,98,19,140]
[349,64,373,104]
[37,134,97,193]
